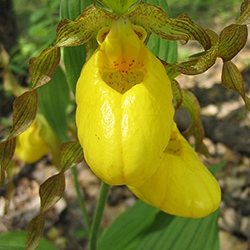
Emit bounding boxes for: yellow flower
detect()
[128,123,221,218]
[15,114,52,163]
[76,18,174,186]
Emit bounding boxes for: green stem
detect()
[72,166,91,234]
[89,181,110,250]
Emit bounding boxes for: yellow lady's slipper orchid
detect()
[128,123,221,218]
[76,18,174,186]
[15,115,52,164]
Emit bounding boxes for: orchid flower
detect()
[76,18,174,186]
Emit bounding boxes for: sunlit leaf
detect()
[99,200,219,250]
[37,66,70,142]
[60,0,92,94]
[237,0,250,25]
[222,61,250,111]
[128,3,211,49]
[9,90,38,139]
[60,141,84,172]
[39,173,65,213]
[218,24,248,61]
[29,46,60,89]
[55,5,111,47]
[25,214,45,250]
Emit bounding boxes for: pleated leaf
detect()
[37,66,70,142]
[0,231,57,250]
[98,200,219,250]
[60,0,92,94]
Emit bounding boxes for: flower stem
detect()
[89,181,110,250]
[72,166,91,234]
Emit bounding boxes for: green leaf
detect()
[60,0,92,94]
[0,231,57,250]
[39,173,65,213]
[37,66,70,142]
[99,200,159,249]
[218,24,248,61]
[29,47,60,89]
[60,141,84,172]
[128,3,211,49]
[209,161,226,176]
[99,200,219,250]
[222,61,250,111]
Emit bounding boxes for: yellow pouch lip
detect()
[128,123,221,218]
[76,18,174,186]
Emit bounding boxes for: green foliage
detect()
[98,200,220,250]
[0,231,57,250]
[10,0,60,77]
[60,0,92,94]
[37,66,70,142]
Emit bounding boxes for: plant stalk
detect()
[72,166,91,234]
[89,181,110,250]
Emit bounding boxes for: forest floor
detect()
[1,8,250,250]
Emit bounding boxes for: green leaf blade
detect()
[99,201,220,250]
[60,0,92,94]
[37,66,70,142]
